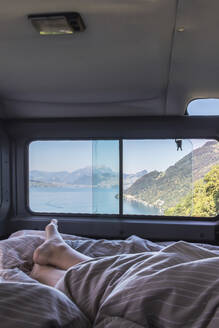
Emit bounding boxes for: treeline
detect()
[165,164,219,217]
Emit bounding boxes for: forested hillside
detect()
[165,165,219,217]
[124,141,219,214]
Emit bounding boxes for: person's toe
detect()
[46,221,58,239]
[51,219,58,226]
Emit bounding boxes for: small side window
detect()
[188,99,219,115]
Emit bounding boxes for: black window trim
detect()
[26,137,219,221]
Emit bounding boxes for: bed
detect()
[1,230,219,327]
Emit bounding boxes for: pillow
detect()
[0,281,90,328]
[0,235,44,272]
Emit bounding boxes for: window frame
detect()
[26,137,219,221]
[26,137,123,218]
[6,116,218,241]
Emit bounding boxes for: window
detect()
[123,139,193,216]
[29,140,119,214]
[29,139,219,217]
[188,99,219,115]
[123,139,218,217]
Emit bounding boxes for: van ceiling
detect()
[0,0,219,118]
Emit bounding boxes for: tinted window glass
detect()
[188,99,219,115]
[29,139,219,217]
[92,140,119,214]
[29,140,119,214]
[123,139,219,217]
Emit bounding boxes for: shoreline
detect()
[123,194,164,213]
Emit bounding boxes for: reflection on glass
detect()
[92,140,119,214]
[123,139,193,216]
[188,140,219,217]
[29,140,119,214]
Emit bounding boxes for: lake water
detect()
[29,187,160,215]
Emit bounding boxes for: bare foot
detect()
[33,219,69,268]
[30,263,65,287]
[33,219,92,270]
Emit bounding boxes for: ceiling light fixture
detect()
[28,12,86,35]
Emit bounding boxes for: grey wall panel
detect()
[7,116,219,139]
[8,216,217,243]
[5,116,219,241]
[0,122,10,236]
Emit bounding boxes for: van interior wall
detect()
[0,116,218,243]
[0,122,10,237]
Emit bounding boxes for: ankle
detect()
[56,243,69,253]
[30,264,41,281]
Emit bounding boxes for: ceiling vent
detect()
[28,12,86,35]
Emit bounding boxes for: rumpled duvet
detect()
[1,230,219,327]
[57,241,219,327]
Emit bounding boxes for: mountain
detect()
[30,167,92,187]
[30,166,146,189]
[192,141,219,180]
[123,169,148,189]
[124,141,219,212]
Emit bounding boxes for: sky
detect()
[188,98,219,115]
[123,139,193,174]
[29,140,119,172]
[29,139,212,174]
[30,141,92,172]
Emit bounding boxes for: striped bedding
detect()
[1,230,219,327]
[0,280,89,328]
[56,241,219,328]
